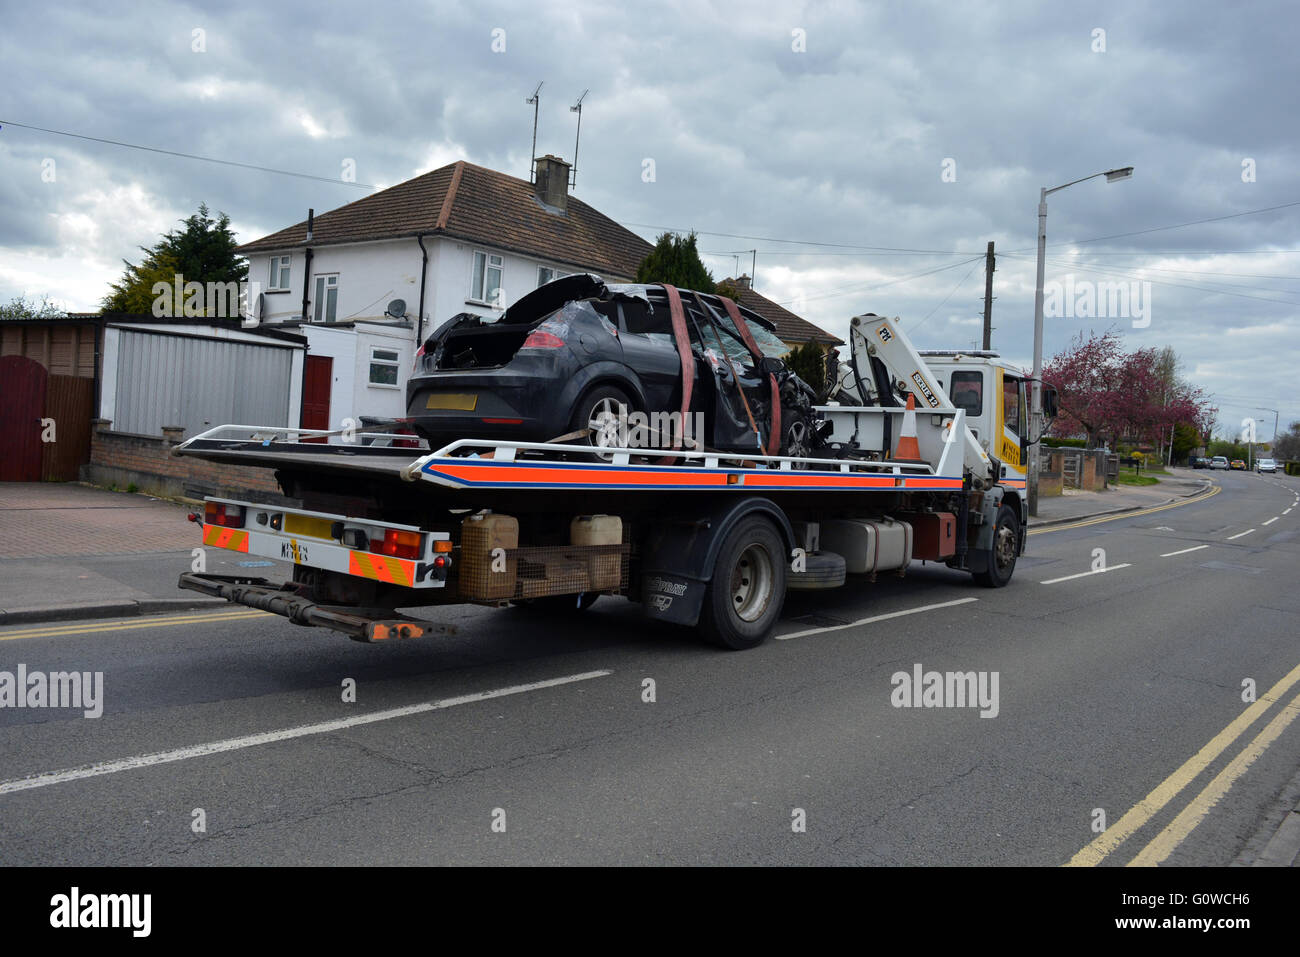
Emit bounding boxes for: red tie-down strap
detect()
[660,284,695,455]
[719,295,782,456]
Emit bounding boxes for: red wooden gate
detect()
[41,374,95,481]
[302,355,333,442]
[0,355,48,481]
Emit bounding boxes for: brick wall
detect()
[84,422,294,505]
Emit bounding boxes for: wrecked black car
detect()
[406,273,821,459]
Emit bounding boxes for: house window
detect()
[268,255,291,290]
[369,347,401,387]
[471,251,504,305]
[537,265,568,286]
[313,274,339,322]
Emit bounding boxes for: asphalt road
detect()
[1,469,1297,866]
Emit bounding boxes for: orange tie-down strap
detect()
[719,295,782,456]
[660,284,695,442]
[202,526,249,552]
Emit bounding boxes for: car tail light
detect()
[522,330,565,349]
[371,528,423,559]
[204,502,245,528]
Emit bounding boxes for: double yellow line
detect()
[1028,483,1220,536]
[0,609,269,641]
[1068,661,1300,866]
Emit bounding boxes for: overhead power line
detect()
[772,256,984,307]
[1000,251,1300,307]
[0,119,378,189]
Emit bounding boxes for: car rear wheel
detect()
[569,385,632,461]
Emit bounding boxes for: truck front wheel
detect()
[973,503,1019,587]
[699,516,787,650]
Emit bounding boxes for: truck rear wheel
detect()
[699,516,786,650]
[973,503,1018,587]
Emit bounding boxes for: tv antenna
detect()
[569,89,588,188]
[526,81,543,181]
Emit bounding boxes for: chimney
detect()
[533,154,571,212]
[733,274,752,289]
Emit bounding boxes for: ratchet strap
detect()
[719,295,782,456]
[660,284,696,457]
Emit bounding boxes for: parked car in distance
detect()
[1230,459,1247,470]
[1189,456,1208,469]
[1256,458,1277,473]
[1210,456,1229,470]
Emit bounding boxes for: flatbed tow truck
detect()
[174,307,1055,650]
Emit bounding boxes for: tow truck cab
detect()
[919,351,1037,487]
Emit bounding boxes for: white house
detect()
[236,155,654,434]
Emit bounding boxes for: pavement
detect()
[1029,468,1213,527]
[0,467,1295,866]
[0,474,1216,626]
[0,483,290,625]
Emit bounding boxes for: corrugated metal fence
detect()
[113,330,293,438]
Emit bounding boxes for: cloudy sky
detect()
[2,0,1297,438]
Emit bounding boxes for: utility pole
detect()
[982,241,995,350]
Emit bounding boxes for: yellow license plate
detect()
[284,515,337,540]
[426,393,478,411]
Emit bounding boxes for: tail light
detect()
[521,330,566,349]
[371,528,423,559]
[204,502,245,528]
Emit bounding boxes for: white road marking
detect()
[0,670,612,796]
[1286,508,1294,515]
[776,597,979,640]
[1227,529,1255,540]
[1160,545,1210,558]
[1263,517,1279,526]
[1040,564,1133,585]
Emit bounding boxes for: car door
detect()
[616,298,689,414]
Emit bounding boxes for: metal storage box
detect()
[819,518,913,575]
[906,511,957,561]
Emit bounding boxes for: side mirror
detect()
[1043,386,1060,420]
[759,356,786,376]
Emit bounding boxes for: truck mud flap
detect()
[178,573,456,643]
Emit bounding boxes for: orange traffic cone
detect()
[894,393,924,462]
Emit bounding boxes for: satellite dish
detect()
[385,299,407,319]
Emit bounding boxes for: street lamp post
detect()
[1259,407,1279,464]
[1028,166,1134,517]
